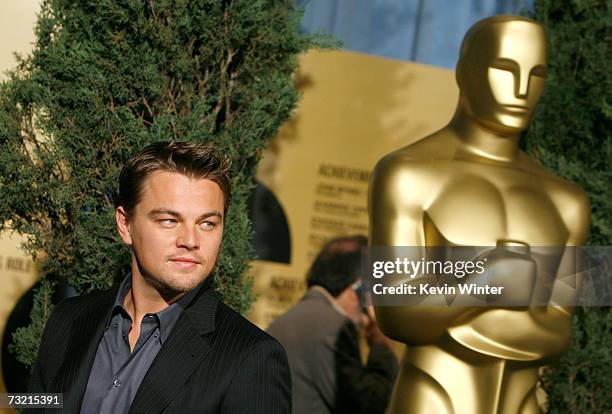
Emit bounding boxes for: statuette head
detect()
[456,15,547,134]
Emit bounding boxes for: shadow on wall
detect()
[249,181,292,264]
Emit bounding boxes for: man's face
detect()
[458,21,547,133]
[116,171,225,294]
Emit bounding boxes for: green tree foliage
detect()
[526,0,611,245]
[0,0,318,368]
[524,1,611,412]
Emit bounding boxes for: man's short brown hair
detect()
[306,235,367,297]
[116,141,231,215]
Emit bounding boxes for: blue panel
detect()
[298,0,534,68]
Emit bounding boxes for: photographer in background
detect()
[268,235,398,414]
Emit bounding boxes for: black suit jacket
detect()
[27,281,291,414]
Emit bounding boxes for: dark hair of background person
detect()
[116,141,232,216]
[306,235,368,297]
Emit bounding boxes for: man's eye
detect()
[200,221,216,230]
[158,219,177,226]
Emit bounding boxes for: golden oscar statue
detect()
[368,15,590,414]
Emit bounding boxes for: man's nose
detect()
[177,225,200,250]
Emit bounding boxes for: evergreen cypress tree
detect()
[525,1,611,412]
[0,0,317,368]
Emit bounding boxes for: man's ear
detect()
[116,206,133,245]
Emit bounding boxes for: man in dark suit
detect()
[27,141,291,413]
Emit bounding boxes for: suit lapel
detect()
[53,286,119,413]
[129,287,218,414]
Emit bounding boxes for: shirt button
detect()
[113,379,121,388]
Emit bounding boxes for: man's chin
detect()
[143,272,204,298]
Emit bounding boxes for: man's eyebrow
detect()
[148,209,182,218]
[148,209,223,221]
[199,210,223,221]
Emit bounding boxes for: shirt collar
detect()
[110,274,206,344]
[309,285,348,318]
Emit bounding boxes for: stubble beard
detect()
[134,255,208,299]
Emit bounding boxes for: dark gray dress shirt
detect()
[80,275,200,414]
